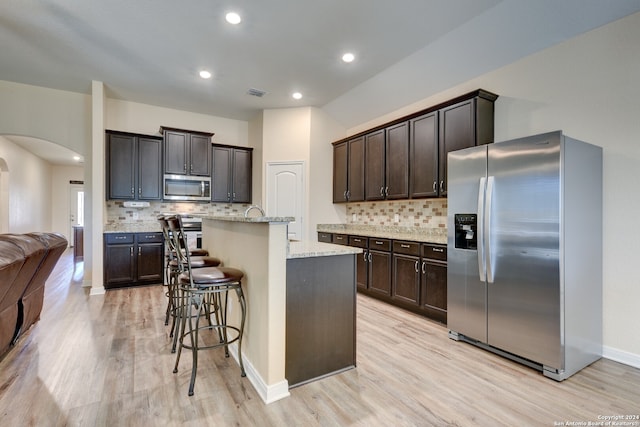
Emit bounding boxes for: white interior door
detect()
[266,162,304,241]
[69,184,84,245]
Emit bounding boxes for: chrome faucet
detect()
[244,205,265,217]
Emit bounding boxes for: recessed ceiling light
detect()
[73,155,81,161]
[199,70,212,79]
[226,12,241,25]
[292,92,303,100]
[342,52,355,63]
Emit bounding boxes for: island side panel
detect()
[201,219,289,396]
[285,253,357,387]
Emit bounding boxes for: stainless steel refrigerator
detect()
[447,130,603,381]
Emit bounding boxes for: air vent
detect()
[247,88,267,97]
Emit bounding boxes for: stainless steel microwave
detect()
[163,174,211,201]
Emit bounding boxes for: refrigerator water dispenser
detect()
[454,214,477,250]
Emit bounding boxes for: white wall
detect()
[0,80,90,155]
[342,12,640,361]
[0,135,52,233]
[106,98,249,147]
[261,107,346,238]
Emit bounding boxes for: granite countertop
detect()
[317,223,447,245]
[198,214,294,223]
[287,240,363,259]
[104,222,161,233]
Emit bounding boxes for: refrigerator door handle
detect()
[485,176,495,284]
[477,176,487,281]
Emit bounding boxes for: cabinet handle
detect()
[346,190,351,200]
[145,235,155,239]
[440,180,445,193]
[115,236,126,240]
[380,186,384,196]
[385,187,389,197]
[415,260,419,273]
[233,192,236,200]
[401,244,410,248]
[131,187,135,195]
[421,261,426,274]
[432,247,444,253]
[184,163,187,172]
[353,238,361,242]
[130,247,133,256]
[363,252,368,262]
[433,181,437,193]
[368,253,372,262]
[138,247,141,256]
[375,241,383,245]
[138,188,142,195]
[343,190,347,200]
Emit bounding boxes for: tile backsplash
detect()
[105,201,250,225]
[346,199,447,228]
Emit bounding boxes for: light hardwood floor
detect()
[1,250,639,426]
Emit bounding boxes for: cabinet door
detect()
[164,130,188,175]
[410,112,439,198]
[211,146,232,202]
[137,243,164,282]
[364,130,385,201]
[392,254,420,306]
[231,148,252,203]
[107,133,136,200]
[439,99,475,196]
[348,137,365,202]
[368,250,391,296]
[104,244,136,286]
[385,122,409,200]
[189,134,211,176]
[137,137,163,200]
[333,142,348,203]
[422,261,447,321]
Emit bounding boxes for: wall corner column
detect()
[87,81,106,295]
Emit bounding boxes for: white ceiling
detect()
[2,0,640,165]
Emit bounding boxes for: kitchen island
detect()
[199,216,361,403]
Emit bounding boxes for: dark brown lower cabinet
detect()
[316,231,447,323]
[104,232,164,289]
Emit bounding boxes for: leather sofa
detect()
[0,233,67,357]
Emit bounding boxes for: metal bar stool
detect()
[157,215,221,352]
[166,215,247,396]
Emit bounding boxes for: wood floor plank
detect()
[1,250,639,426]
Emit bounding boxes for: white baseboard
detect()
[228,343,290,404]
[89,286,105,295]
[603,345,640,370]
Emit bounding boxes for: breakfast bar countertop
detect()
[287,240,362,259]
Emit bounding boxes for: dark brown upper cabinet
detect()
[332,89,497,203]
[160,127,213,177]
[364,123,409,201]
[333,136,365,203]
[106,130,162,201]
[211,144,253,204]
[410,111,439,198]
[437,93,496,196]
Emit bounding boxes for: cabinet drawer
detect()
[348,236,368,248]
[332,234,349,245]
[423,244,447,261]
[317,232,333,243]
[369,238,391,252]
[105,233,134,244]
[136,232,163,244]
[393,240,421,256]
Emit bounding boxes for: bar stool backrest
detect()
[165,215,193,281]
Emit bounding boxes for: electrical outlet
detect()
[352,213,357,222]
[394,214,400,223]
[132,212,139,220]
